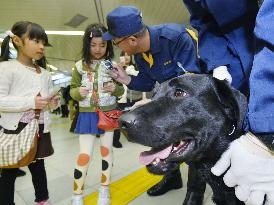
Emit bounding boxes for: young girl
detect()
[70,23,124,205]
[0,21,58,205]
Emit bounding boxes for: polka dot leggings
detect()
[73,132,113,194]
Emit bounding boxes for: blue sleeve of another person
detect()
[248,0,274,133]
[183,0,234,71]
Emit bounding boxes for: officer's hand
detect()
[211,133,274,205]
[213,66,232,84]
[108,65,131,85]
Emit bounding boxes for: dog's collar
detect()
[228,125,236,136]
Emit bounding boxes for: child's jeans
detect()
[0,159,49,205]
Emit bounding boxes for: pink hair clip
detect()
[90,32,93,38]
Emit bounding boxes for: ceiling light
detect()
[45,31,84,36]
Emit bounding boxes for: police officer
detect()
[182,1,274,204]
[103,6,206,203]
[248,0,274,153]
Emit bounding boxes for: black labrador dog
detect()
[119,75,247,205]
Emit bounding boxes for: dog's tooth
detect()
[155,158,160,163]
[173,147,178,151]
[180,140,186,146]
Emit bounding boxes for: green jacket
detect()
[70,60,124,112]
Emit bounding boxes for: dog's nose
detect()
[118,112,137,130]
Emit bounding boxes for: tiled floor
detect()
[14,115,215,205]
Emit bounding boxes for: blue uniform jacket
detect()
[183,0,258,94]
[248,0,274,133]
[127,24,202,92]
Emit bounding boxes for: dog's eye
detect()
[174,89,187,97]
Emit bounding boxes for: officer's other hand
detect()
[213,66,232,84]
[211,133,274,205]
[109,65,131,85]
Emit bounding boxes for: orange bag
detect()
[96,109,122,131]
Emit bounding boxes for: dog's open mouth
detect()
[139,140,193,174]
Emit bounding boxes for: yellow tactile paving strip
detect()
[84,167,162,205]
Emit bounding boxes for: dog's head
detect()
[119,74,247,175]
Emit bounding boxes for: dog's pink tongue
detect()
[139,146,172,165]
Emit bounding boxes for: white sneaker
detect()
[71,195,83,205]
[97,186,110,205]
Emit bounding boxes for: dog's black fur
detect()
[119,75,247,205]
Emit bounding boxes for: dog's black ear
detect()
[211,77,248,137]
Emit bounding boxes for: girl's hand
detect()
[35,96,49,110]
[102,82,116,93]
[49,95,60,108]
[79,87,89,97]
[108,65,131,85]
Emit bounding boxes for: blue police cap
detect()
[103,6,145,40]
